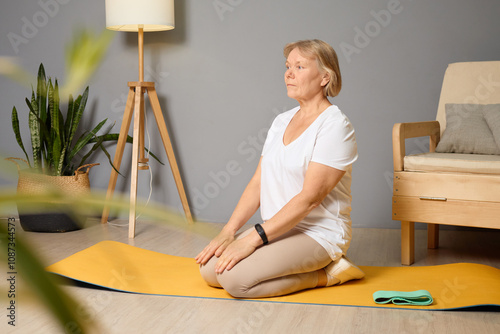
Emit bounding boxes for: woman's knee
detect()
[199,259,221,288]
[199,263,250,297]
[217,270,253,298]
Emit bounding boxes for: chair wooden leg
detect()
[428,223,439,249]
[401,221,415,265]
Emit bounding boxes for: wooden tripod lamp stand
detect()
[103,0,193,238]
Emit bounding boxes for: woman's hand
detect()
[195,229,235,265]
[214,237,258,273]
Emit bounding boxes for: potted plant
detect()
[8,63,120,232]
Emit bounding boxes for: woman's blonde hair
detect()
[283,39,342,97]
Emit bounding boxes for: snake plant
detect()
[11,63,161,176]
[11,63,113,175]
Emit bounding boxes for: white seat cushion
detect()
[404,152,500,174]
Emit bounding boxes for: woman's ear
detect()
[321,72,331,87]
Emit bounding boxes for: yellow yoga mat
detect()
[46,241,500,310]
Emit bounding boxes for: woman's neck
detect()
[296,96,332,118]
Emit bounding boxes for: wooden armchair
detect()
[392,61,500,265]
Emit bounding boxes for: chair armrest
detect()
[392,121,441,171]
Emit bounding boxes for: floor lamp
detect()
[102,0,193,238]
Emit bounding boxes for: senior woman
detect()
[195,39,364,298]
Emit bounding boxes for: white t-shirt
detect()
[260,105,358,261]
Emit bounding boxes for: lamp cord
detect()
[135,104,153,220]
[107,103,154,227]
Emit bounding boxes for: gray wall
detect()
[1,0,500,227]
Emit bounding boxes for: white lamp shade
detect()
[105,0,175,32]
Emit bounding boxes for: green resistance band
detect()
[373,290,433,306]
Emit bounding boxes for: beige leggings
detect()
[199,227,332,298]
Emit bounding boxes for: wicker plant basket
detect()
[7,158,98,232]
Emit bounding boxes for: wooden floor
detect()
[3,219,500,334]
